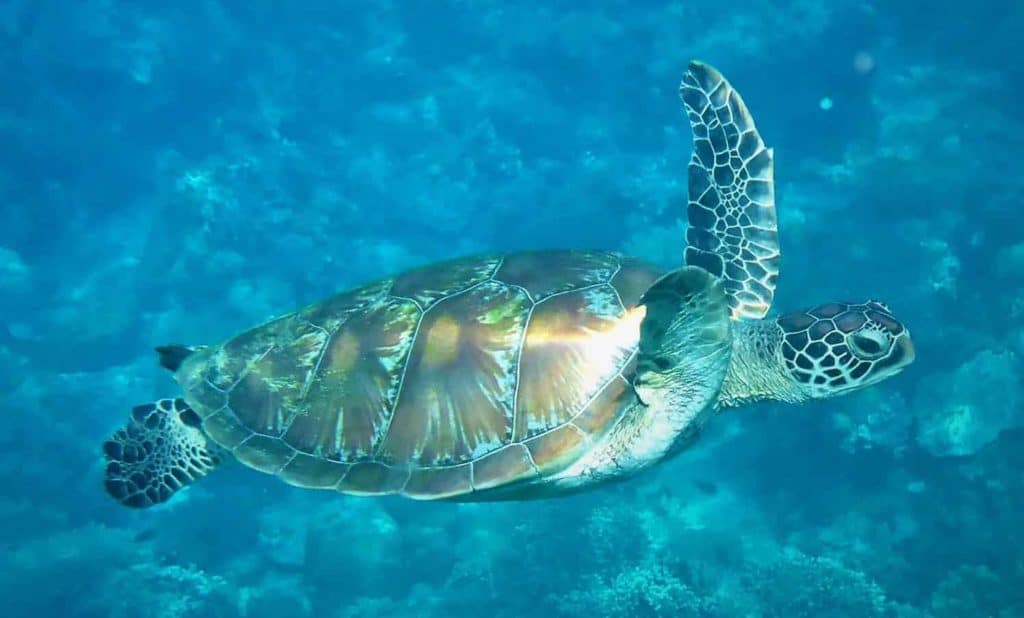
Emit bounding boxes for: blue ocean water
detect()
[2,1,1021,616]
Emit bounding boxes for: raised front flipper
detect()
[680,61,778,319]
[102,399,219,508]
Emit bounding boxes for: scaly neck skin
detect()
[718,319,807,408]
[550,319,807,492]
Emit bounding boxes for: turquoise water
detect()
[2,2,1021,616]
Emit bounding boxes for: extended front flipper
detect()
[680,61,779,319]
[102,398,219,508]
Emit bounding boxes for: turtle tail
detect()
[155,344,202,372]
[102,398,220,508]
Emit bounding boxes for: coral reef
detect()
[914,349,1021,457]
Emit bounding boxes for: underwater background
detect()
[2,1,1022,616]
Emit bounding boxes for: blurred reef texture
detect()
[1,1,1022,616]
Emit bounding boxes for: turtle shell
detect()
[176,250,662,499]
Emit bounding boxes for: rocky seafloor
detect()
[1,1,1022,616]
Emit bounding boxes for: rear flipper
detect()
[102,398,219,508]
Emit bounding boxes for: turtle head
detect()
[777,301,915,399]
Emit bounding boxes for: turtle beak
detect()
[865,331,915,384]
[897,334,916,366]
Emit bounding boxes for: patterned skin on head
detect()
[777,301,914,398]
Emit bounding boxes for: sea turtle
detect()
[102,62,915,508]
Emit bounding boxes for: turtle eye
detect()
[849,331,888,360]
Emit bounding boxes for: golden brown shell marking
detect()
[233,434,296,474]
[611,257,662,308]
[404,464,474,499]
[283,297,420,459]
[376,280,530,465]
[203,314,291,391]
[471,444,539,491]
[391,256,501,308]
[513,284,641,441]
[183,250,666,500]
[496,251,619,299]
[226,320,329,437]
[573,373,633,435]
[278,453,350,489]
[299,279,393,332]
[524,423,589,471]
[340,462,411,496]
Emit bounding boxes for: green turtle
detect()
[102,61,914,508]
